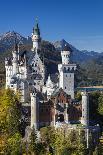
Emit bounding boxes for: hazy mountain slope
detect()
[53,39,103,64]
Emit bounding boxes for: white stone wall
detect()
[30,93,38,130]
[12,51,18,75]
[5,66,13,88]
[32,34,40,51]
[19,66,27,79]
[81,92,89,126]
[58,64,76,99]
[61,50,71,64]
[63,72,74,99]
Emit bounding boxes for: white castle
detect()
[5,21,45,103]
[5,20,89,130]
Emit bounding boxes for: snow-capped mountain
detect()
[0,31,32,52]
[0,31,103,64]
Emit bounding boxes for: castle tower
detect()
[5,58,13,88]
[81,91,89,126]
[58,45,76,99]
[24,54,28,79]
[12,43,18,75]
[32,19,41,51]
[30,92,38,130]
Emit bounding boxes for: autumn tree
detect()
[0,88,22,154]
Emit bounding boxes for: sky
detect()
[0,0,103,52]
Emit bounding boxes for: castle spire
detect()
[14,32,18,51]
[32,18,41,51]
[33,18,40,36]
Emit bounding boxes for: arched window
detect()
[68,67,70,71]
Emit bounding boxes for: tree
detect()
[5,132,22,155]
[29,126,46,155]
[75,91,82,101]
[89,91,101,124]
[0,88,21,135]
[0,89,22,154]
[29,126,37,155]
[40,127,87,155]
[98,94,103,115]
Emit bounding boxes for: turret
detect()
[81,91,89,126]
[30,92,38,130]
[5,58,13,89]
[12,43,18,75]
[32,19,41,51]
[61,45,72,64]
[24,54,27,79]
[58,44,76,99]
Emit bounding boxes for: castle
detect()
[5,20,89,130]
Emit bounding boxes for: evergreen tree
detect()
[29,126,37,155]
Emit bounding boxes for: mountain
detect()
[0,31,32,52]
[53,39,103,64]
[0,31,102,64]
[0,32,103,87]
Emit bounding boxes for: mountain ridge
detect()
[0,31,103,87]
[0,31,103,63]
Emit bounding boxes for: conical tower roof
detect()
[33,18,40,35]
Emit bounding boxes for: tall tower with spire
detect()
[58,45,76,99]
[12,42,18,75]
[32,19,41,51]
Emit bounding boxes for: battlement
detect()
[30,92,37,97]
[58,64,76,73]
[61,50,71,55]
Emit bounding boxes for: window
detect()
[65,86,66,89]
[64,67,66,71]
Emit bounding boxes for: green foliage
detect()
[28,127,46,155]
[29,126,37,154]
[98,94,103,115]
[75,91,82,101]
[0,88,21,135]
[93,144,103,155]
[5,132,22,155]
[0,88,22,154]
[89,91,101,122]
[40,127,87,155]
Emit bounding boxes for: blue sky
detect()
[0,0,103,52]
